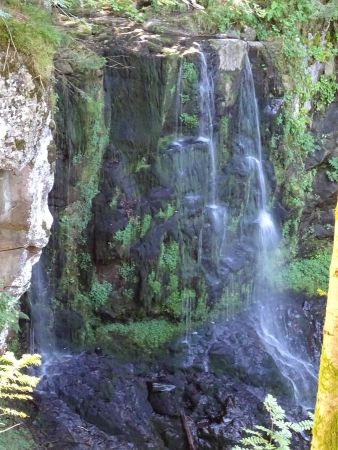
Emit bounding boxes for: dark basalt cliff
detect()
[26,18,335,353]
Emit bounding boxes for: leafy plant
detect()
[233,394,313,450]
[180,113,199,129]
[148,271,161,296]
[182,61,198,85]
[110,0,141,20]
[151,0,186,13]
[313,74,338,112]
[115,217,140,248]
[140,214,152,237]
[77,252,91,271]
[52,0,141,20]
[327,157,338,183]
[156,204,175,220]
[0,291,19,332]
[159,241,179,273]
[275,250,331,296]
[0,352,41,427]
[118,262,137,282]
[90,279,112,310]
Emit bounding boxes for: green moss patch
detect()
[97,319,184,350]
[0,2,61,80]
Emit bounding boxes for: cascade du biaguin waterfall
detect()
[0,2,336,449]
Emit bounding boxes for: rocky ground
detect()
[29,293,324,450]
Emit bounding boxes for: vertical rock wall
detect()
[0,54,54,299]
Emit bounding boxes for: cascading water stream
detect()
[29,259,55,357]
[171,45,228,345]
[195,43,227,276]
[196,44,217,206]
[174,59,183,139]
[239,53,317,408]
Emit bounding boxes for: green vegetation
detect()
[275,250,331,296]
[0,2,61,80]
[159,241,180,272]
[182,0,338,256]
[156,203,175,220]
[233,394,313,450]
[140,214,152,237]
[0,419,36,450]
[0,352,41,448]
[118,262,137,282]
[90,279,112,310]
[180,112,199,129]
[313,74,338,112]
[53,42,110,346]
[53,0,141,20]
[115,217,141,249]
[114,213,153,249]
[99,319,183,350]
[0,352,41,423]
[0,291,19,332]
[182,61,198,85]
[327,157,338,183]
[148,271,161,295]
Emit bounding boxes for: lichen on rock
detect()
[0,52,54,298]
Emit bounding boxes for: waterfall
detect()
[195,43,227,281]
[239,53,317,408]
[164,46,229,343]
[29,258,55,357]
[174,59,183,138]
[197,45,217,206]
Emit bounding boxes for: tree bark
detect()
[312,199,338,449]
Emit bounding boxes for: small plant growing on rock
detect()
[232,394,313,450]
[179,113,199,129]
[327,157,338,183]
[90,279,112,310]
[156,204,175,220]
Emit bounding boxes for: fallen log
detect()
[180,411,196,450]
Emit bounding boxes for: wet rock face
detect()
[300,100,338,255]
[0,54,53,298]
[35,294,322,449]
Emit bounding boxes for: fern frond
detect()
[232,394,314,450]
[0,384,34,393]
[0,351,41,423]
[289,419,313,432]
[241,436,272,447]
[17,354,41,369]
[254,425,273,435]
[264,395,285,422]
[243,429,269,439]
[0,407,27,418]
[0,393,33,401]
[0,353,17,366]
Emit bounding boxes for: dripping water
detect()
[196,44,217,206]
[29,258,55,357]
[174,59,183,138]
[194,43,227,281]
[239,53,316,408]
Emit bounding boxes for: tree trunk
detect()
[312,199,338,449]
